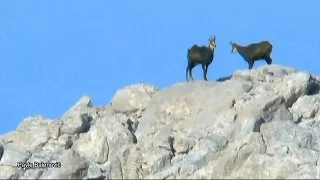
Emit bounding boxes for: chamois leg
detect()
[189,64,195,81]
[265,55,272,65]
[186,66,190,82]
[186,63,195,82]
[248,61,254,69]
[202,64,208,81]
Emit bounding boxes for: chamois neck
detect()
[234,43,248,59]
[234,43,246,53]
[208,44,215,51]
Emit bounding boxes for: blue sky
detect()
[0,1,319,134]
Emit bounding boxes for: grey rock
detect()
[111,83,158,115]
[39,149,89,179]
[275,72,316,107]
[72,126,109,163]
[20,169,43,179]
[84,164,104,179]
[1,64,320,179]
[61,95,93,118]
[0,145,31,167]
[61,113,91,134]
[0,116,61,152]
[299,118,315,127]
[0,165,20,179]
[173,136,195,154]
[261,120,320,151]
[17,115,61,140]
[291,94,320,120]
[232,64,297,82]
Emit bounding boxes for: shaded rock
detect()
[0,144,3,161]
[61,113,92,134]
[173,136,195,154]
[84,163,104,179]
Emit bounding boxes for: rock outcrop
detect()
[1,64,320,179]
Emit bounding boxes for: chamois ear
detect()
[213,35,216,41]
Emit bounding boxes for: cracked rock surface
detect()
[1,64,320,179]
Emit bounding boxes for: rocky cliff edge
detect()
[1,64,320,179]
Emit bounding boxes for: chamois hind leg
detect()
[202,64,208,81]
[265,55,272,65]
[248,61,254,69]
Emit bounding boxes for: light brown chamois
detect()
[186,36,216,82]
[230,40,273,69]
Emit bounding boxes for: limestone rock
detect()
[1,64,320,179]
[110,83,158,116]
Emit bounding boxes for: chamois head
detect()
[209,36,216,50]
[230,40,237,53]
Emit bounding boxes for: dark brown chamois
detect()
[186,36,216,82]
[230,40,273,69]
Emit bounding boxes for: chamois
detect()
[186,36,216,82]
[230,40,273,69]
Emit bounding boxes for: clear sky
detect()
[1,1,319,134]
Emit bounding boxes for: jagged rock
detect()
[61,95,93,118]
[61,113,91,134]
[1,64,320,179]
[0,116,61,152]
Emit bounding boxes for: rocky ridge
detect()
[1,64,320,179]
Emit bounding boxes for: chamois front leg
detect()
[202,64,208,81]
[265,55,272,65]
[248,61,254,69]
[186,66,190,82]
